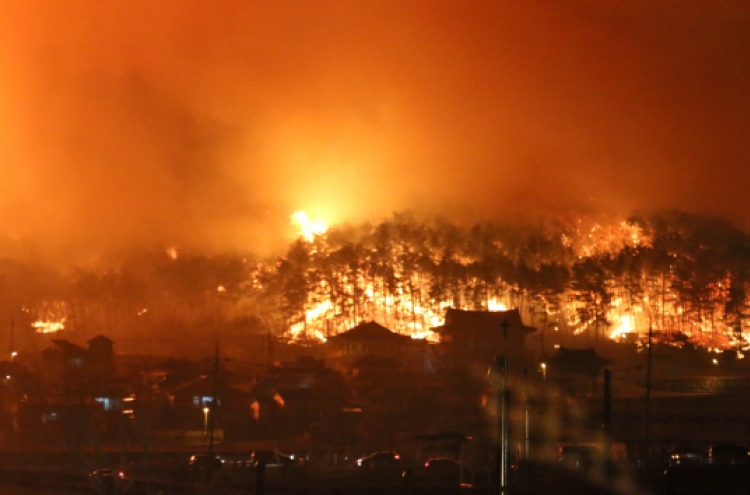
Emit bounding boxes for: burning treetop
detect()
[10,210,750,355]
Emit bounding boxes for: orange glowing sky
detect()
[1,1,749,262]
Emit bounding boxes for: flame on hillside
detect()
[291,211,327,242]
[32,301,69,334]
[278,213,750,353]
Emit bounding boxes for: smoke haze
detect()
[1,1,749,263]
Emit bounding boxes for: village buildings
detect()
[1,307,546,455]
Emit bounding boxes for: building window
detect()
[193,396,220,407]
[95,397,122,411]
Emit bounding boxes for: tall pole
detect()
[523,368,529,462]
[644,322,653,457]
[502,319,510,356]
[494,355,509,494]
[500,319,510,493]
[603,368,612,463]
[207,341,220,483]
[9,319,14,361]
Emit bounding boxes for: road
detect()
[0,488,82,495]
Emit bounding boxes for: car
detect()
[189,454,223,470]
[188,454,224,481]
[356,452,402,470]
[251,450,307,469]
[666,446,707,466]
[89,468,131,494]
[709,444,750,465]
[424,458,462,486]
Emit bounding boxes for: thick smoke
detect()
[0,1,749,264]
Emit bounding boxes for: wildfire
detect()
[610,314,634,341]
[488,299,508,312]
[291,211,327,242]
[271,212,750,352]
[32,301,69,334]
[32,319,66,333]
[289,300,333,342]
[562,219,651,257]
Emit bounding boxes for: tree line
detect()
[4,210,750,353]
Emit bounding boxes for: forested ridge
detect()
[6,210,750,353]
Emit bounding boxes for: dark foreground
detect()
[2,461,750,495]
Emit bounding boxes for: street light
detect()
[540,362,547,381]
[203,407,209,436]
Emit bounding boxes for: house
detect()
[249,356,351,439]
[327,321,412,359]
[143,356,270,444]
[325,321,432,373]
[548,346,614,396]
[436,308,536,368]
[40,335,115,394]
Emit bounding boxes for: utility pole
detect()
[9,319,15,361]
[523,368,529,462]
[603,369,612,462]
[501,319,510,356]
[492,353,510,494]
[644,322,653,458]
[501,318,511,493]
[206,342,220,483]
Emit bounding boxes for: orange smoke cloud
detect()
[0,1,748,263]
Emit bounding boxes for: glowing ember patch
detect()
[32,319,66,333]
[488,298,508,312]
[291,211,327,242]
[610,314,633,340]
[217,285,226,292]
[288,301,333,343]
[411,331,440,343]
[32,301,69,334]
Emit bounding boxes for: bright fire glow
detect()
[32,301,69,334]
[610,314,633,340]
[273,214,750,352]
[32,319,66,333]
[291,211,327,242]
[488,299,508,312]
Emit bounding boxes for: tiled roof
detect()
[327,321,412,343]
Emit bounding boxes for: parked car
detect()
[666,446,707,466]
[189,454,223,471]
[251,450,307,469]
[709,444,750,465]
[424,458,462,486]
[356,452,402,471]
[89,468,131,494]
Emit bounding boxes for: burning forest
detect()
[6,209,750,356]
